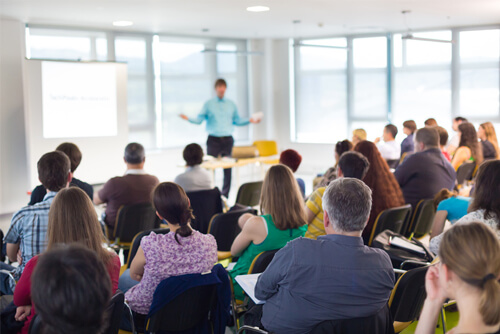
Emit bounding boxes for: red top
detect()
[13,253,121,334]
[442,150,452,162]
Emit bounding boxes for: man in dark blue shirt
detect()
[254,178,395,334]
[394,127,456,208]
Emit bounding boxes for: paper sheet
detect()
[235,273,265,304]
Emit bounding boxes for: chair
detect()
[235,181,263,207]
[110,202,161,252]
[386,159,400,169]
[0,228,5,262]
[248,249,280,274]
[403,199,436,239]
[455,162,476,188]
[310,304,394,334]
[145,283,218,334]
[368,204,413,246]
[186,188,223,234]
[124,228,170,270]
[208,208,257,257]
[104,291,125,334]
[253,140,278,157]
[29,291,127,334]
[389,266,429,333]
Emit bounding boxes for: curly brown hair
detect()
[354,141,405,241]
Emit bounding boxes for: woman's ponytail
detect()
[153,182,195,245]
[479,277,500,326]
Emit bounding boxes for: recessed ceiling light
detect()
[246,6,270,12]
[113,21,133,27]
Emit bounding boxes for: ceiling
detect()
[1,0,499,39]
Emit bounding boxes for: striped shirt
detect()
[305,187,326,239]
[4,192,56,279]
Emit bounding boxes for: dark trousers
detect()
[207,135,234,198]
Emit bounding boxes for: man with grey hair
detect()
[253,178,395,334]
[94,142,159,229]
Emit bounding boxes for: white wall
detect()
[0,24,335,215]
[0,19,30,214]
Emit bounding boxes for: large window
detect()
[294,38,348,143]
[458,29,500,118]
[26,27,250,149]
[293,27,499,143]
[392,31,452,129]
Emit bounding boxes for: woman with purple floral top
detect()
[119,182,217,315]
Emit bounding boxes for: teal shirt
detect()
[188,97,249,137]
[229,214,307,300]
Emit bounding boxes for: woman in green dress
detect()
[229,164,308,300]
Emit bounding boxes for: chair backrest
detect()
[126,228,170,269]
[386,159,400,169]
[456,161,476,186]
[404,199,436,238]
[146,284,218,332]
[208,208,257,251]
[253,140,278,157]
[389,266,428,324]
[104,291,125,334]
[310,304,395,334]
[0,228,4,262]
[248,249,280,274]
[187,188,223,234]
[113,202,161,243]
[368,204,412,246]
[235,181,263,207]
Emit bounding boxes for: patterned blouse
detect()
[125,230,218,314]
[429,209,499,254]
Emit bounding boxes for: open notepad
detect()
[389,236,426,255]
[235,273,265,305]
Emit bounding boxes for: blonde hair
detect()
[480,122,499,159]
[48,187,114,265]
[439,223,500,326]
[353,129,367,141]
[260,165,307,230]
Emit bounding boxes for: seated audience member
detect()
[354,141,405,243]
[30,245,113,334]
[279,149,306,198]
[1,151,71,295]
[401,120,417,157]
[424,118,438,127]
[174,143,212,192]
[13,187,120,334]
[429,189,471,240]
[305,151,370,239]
[451,122,483,170]
[416,223,500,334]
[430,160,500,254]
[352,128,367,147]
[94,143,159,229]
[229,165,307,300]
[119,182,217,316]
[375,124,401,160]
[29,142,93,205]
[436,126,452,162]
[254,178,395,334]
[314,140,353,190]
[394,127,456,209]
[478,122,499,160]
[446,116,468,155]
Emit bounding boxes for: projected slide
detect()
[42,61,118,138]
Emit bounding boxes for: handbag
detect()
[371,230,435,269]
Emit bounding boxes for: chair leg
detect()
[440,307,447,334]
[124,301,136,334]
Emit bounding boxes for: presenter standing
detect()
[180,79,260,198]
